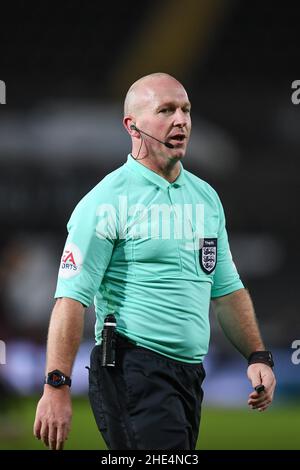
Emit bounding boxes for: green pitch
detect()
[0,397,299,450]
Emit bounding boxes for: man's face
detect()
[137,78,192,160]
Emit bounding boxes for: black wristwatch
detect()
[248,350,274,369]
[45,369,72,388]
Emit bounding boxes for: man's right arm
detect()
[33,297,85,450]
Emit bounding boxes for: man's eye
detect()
[160,107,175,114]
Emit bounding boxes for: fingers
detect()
[33,417,42,440]
[247,364,276,411]
[49,425,57,451]
[248,391,272,410]
[248,382,275,411]
[40,421,49,447]
[34,414,71,450]
[56,424,67,450]
[37,422,67,450]
[34,392,72,450]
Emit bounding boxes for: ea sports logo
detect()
[59,242,83,279]
[62,251,76,265]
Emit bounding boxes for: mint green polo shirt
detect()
[55,154,244,363]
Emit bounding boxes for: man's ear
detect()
[123,117,139,136]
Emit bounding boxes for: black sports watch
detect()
[45,369,72,388]
[248,350,274,369]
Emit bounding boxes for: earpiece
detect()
[129,124,174,149]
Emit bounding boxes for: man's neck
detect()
[135,155,181,183]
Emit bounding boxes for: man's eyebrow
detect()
[156,101,191,110]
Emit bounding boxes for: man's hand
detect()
[247,363,276,412]
[33,385,72,450]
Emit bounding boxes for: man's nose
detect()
[173,109,189,127]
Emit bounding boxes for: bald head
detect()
[124,73,186,117]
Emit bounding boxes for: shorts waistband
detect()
[113,333,204,369]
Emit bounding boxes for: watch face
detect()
[48,370,65,387]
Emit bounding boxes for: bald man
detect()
[34,73,276,451]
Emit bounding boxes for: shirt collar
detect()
[126,154,186,190]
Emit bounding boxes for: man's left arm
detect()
[212,288,276,411]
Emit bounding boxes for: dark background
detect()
[0,0,299,427]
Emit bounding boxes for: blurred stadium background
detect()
[0,0,299,450]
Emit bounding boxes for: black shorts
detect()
[88,335,205,450]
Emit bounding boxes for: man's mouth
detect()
[169,134,186,143]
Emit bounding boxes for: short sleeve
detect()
[210,196,244,298]
[54,192,116,307]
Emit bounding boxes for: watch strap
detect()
[248,350,274,369]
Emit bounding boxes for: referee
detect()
[34,73,276,450]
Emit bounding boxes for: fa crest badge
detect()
[200,238,217,274]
